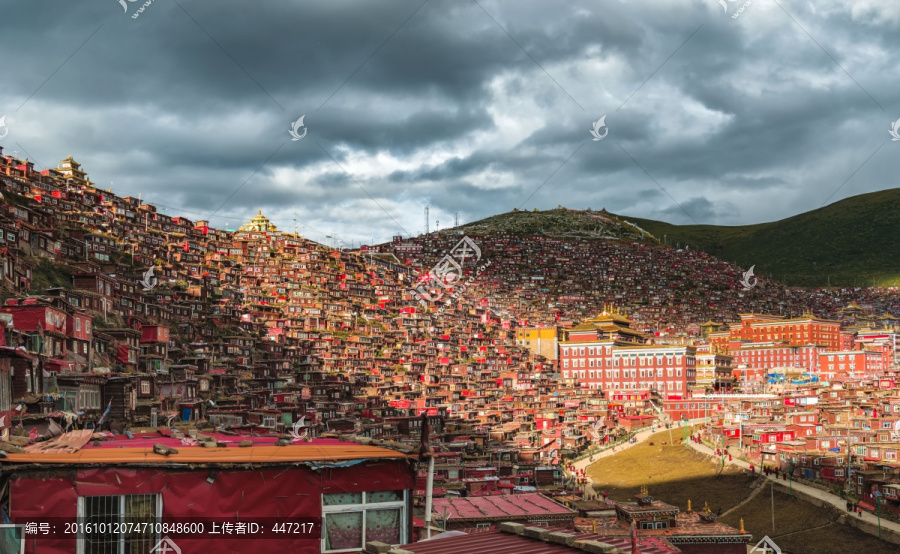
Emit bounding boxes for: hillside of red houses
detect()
[1,148,900,547]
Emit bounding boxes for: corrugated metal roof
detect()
[3,443,413,465]
[24,430,95,454]
[432,493,575,520]
[401,528,678,554]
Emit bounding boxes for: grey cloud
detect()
[1,0,899,244]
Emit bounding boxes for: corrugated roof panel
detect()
[402,528,678,554]
[24,429,95,454]
[432,493,575,520]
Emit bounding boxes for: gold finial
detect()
[592,520,597,534]
[640,484,648,495]
[703,502,711,513]
[739,518,745,533]
[687,499,692,513]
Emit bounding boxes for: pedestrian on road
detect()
[858,505,863,517]
[846,501,851,512]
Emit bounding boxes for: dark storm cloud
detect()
[1,0,899,243]
[657,196,740,222]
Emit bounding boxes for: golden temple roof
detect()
[238,209,279,233]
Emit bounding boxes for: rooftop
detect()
[399,523,679,554]
[2,429,412,466]
[431,493,576,520]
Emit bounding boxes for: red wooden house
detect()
[1,435,417,554]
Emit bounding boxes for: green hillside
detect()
[616,188,900,287]
[457,207,659,244]
[450,189,900,288]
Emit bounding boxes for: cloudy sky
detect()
[1,0,898,246]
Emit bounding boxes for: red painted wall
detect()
[10,459,415,554]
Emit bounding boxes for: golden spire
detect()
[739,518,745,533]
[703,501,711,513]
[687,499,692,513]
[640,484,648,495]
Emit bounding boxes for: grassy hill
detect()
[616,189,900,288]
[452,190,900,288]
[458,207,659,244]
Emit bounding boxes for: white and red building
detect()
[558,311,697,399]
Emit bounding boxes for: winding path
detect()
[687,437,900,541]
[719,479,766,518]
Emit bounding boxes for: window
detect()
[78,494,161,554]
[141,381,151,395]
[322,490,406,552]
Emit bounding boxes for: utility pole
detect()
[877,495,882,540]
[424,205,429,235]
[771,480,775,533]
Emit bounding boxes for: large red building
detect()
[818,350,887,380]
[710,313,843,350]
[707,313,895,381]
[559,311,697,400]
